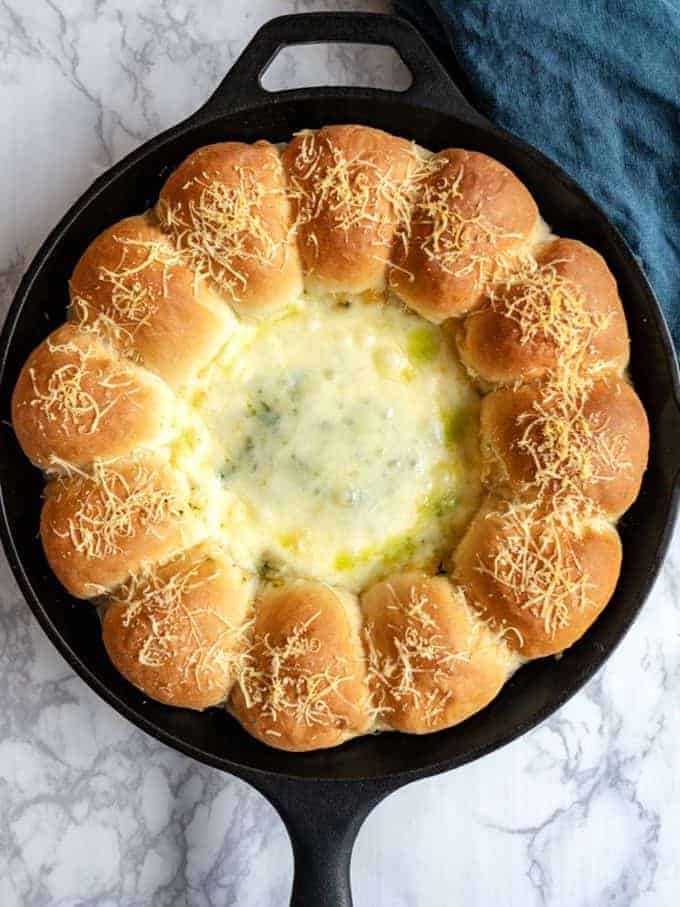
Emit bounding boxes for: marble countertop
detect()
[0,1,678,904]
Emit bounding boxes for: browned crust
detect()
[390,149,538,321]
[157,141,303,312]
[480,377,649,517]
[454,499,622,658]
[69,214,234,387]
[457,238,630,383]
[11,323,173,470]
[361,572,513,734]
[102,543,254,710]
[282,125,419,293]
[229,581,371,751]
[40,454,191,598]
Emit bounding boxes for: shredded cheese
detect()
[475,501,596,637]
[158,160,287,300]
[53,459,183,560]
[28,335,136,435]
[234,608,356,733]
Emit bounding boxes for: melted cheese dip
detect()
[184,297,480,591]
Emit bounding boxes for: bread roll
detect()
[157,141,303,313]
[454,498,622,658]
[229,580,371,751]
[457,238,629,383]
[390,149,538,321]
[282,125,419,295]
[480,376,649,517]
[12,323,174,470]
[103,542,254,709]
[70,214,235,387]
[361,572,515,733]
[40,454,192,598]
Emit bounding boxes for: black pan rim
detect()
[1,89,679,787]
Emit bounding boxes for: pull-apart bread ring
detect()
[12,323,175,469]
[11,124,648,752]
[361,572,516,734]
[103,542,255,710]
[229,581,372,751]
[69,214,235,388]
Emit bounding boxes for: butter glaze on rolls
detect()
[10,125,647,751]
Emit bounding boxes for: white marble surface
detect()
[0,1,678,904]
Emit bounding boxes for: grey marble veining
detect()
[0,2,678,905]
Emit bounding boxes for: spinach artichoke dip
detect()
[189,297,480,591]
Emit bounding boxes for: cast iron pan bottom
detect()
[1,13,678,906]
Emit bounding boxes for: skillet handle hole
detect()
[260,42,413,93]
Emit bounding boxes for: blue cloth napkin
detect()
[394,0,680,351]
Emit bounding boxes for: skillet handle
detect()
[248,775,393,906]
[194,12,488,126]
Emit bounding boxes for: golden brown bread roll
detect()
[69,214,235,387]
[102,542,254,710]
[40,454,192,598]
[454,498,622,658]
[480,376,649,517]
[361,572,515,733]
[457,238,630,384]
[390,149,539,322]
[282,125,419,295]
[229,581,372,751]
[157,141,302,314]
[11,323,174,470]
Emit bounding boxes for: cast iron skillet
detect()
[1,13,679,906]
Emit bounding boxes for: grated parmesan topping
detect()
[286,130,425,257]
[115,553,248,694]
[73,233,184,354]
[158,160,287,300]
[515,381,630,500]
[406,161,521,287]
[365,582,475,726]
[28,335,136,435]
[52,459,183,561]
[234,608,358,733]
[487,253,612,386]
[475,501,596,637]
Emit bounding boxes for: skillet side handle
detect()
[193,12,489,127]
[250,776,393,907]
